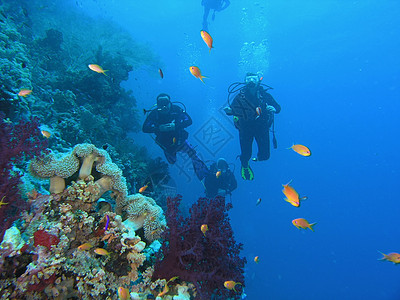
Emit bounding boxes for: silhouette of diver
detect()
[202,0,230,31]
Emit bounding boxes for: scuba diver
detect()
[142,93,208,179]
[224,73,281,180]
[201,158,237,198]
[201,0,231,32]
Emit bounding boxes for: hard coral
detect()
[153,195,246,300]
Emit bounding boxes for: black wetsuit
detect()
[230,86,281,167]
[203,163,237,198]
[142,105,194,164]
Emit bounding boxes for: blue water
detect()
[62,1,400,299]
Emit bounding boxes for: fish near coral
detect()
[94,248,110,256]
[254,256,259,263]
[139,184,148,194]
[189,66,207,83]
[88,64,108,76]
[282,181,307,207]
[18,89,32,97]
[224,280,242,292]
[117,287,130,300]
[288,144,311,156]
[41,130,51,138]
[78,242,93,250]
[200,30,213,52]
[201,224,208,236]
[292,218,316,231]
[378,251,400,264]
[216,170,221,178]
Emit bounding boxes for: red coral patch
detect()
[33,230,59,250]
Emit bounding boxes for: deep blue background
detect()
[73,1,400,299]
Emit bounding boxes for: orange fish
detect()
[189,66,207,83]
[200,30,213,52]
[256,198,262,206]
[201,224,208,236]
[172,137,176,145]
[41,130,51,138]
[117,287,129,300]
[158,284,169,297]
[94,248,110,256]
[378,251,400,264]
[282,181,307,207]
[216,170,221,178]
[256,106,261,116]
[288,144,311,156]
[139,184,148,194]
[88,64,108,76]
[254,256,259,263]
[292,218,316,231]
[18,89,32,97]
[78,242,93,250]
[159,68,164,79]
[224,280,242,292]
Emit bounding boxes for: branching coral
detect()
[0,113,48,243]
[153,195,246,299]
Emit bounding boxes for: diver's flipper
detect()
[241,165,254,180]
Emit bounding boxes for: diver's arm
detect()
[263,91,281,114]
[176,111,193,129]
[142,112,159,133]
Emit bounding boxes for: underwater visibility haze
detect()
[0,0,399,299]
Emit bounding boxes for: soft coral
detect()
[153,195,246,299]
[0,112,48,242]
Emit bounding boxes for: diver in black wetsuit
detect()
[201,0,230,31]
[202,158,237,198]
[142,93,208,178]
[224,73,281,180]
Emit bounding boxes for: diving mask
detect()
[245,75,260,87]
[157,96,171,112]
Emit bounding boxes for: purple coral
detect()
[0,113,48,242]
[153,195,246,299]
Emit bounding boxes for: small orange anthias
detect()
[200,30,213,52]
[292,218,316,231]
[88,64,108,76]
[282,181,307,207]
[224,280,242,292]
[288,144,311,156]
[139,184,148,194]
[378,251,400,264]
[189,66,207,83]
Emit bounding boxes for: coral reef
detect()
[0,0,168,195]
[0,114,48,242]
[153,195,247,300]
[0,143,169,299]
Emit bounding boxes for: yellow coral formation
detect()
[123,194,166,242]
